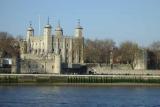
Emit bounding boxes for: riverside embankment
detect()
[1,74,160,85]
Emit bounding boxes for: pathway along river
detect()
[0,85,160,107]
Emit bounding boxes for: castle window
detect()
[52,65,54,69]
[42,65,44,68]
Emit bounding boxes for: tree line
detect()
[1,32,160,69]
[84,38,160,69]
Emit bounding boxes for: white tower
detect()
[26,23,34,53]
[75,19,83,38]
[74,20,84,64]
[55,21,63,37]
[54,21,63,55]
[44,17,52,54]
[27,23,34,42]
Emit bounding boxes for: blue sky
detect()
[0,0,160,47]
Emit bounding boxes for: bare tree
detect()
[149,41,160,69]
[0,32,19,58]
[84,38,115,63]
[119,41,139,69]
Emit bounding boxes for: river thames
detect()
[0,85,160,107]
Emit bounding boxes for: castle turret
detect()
[75,19,83,38]
[74,20,84,64]
[44,18,52,54]
[44,18,52,36]
[27,23,34,42]
[26,23,34,53]
[54,21,63,55]
[55,21,63,37]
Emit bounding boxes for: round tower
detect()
[26,23,34,43]
[44,17,52,53]
[43,18,52,37]
[55,21,63,37]
[75,19,83,38]
[26,23,34,53]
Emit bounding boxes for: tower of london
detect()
[19,19,85,74]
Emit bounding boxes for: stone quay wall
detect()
[86,63,160,75]
[1,74,160,84]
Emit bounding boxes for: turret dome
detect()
[76,19,83,29]
[27,26,34,31]
[45,17,52,28]
[76,24,83,29]
[55,24,63,31]
[45,24,52,28]
[27,23,34,31]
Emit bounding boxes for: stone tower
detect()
[75,19,83,38]
[74,20,84,64]
[55,21,63,37]
[54,22,63,55]
[26,23,34,53]
[27,23,34,42]
[44,18,52,54]
[134,49,147,70]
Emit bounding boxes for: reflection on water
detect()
[0,85,160,107]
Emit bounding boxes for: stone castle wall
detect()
[18,20,85,74]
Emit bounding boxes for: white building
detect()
[19,19,84,74]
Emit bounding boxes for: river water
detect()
[0,85,160,107]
